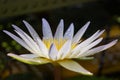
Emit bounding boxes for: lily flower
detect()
[3,18,117,75]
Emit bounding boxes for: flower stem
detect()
[53,65,62,80]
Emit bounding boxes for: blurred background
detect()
[0,0,120,80]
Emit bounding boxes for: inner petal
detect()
[43,39,66,50]
[42,38,77,56]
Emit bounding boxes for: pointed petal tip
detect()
[11,24,15,27]
[3,30,6,32]
[114,39,118,42]
[69,23,74,30]
[108,39,118,47]
[85,72,93,75]
[86,21,91,25]
[77,70,93,75]
[22,20,29,25]
[88,21,90,22]
[42,18,47,22]
[70,23,74,26]
[42,18,53,39]
[61,19,64,21]
[7,53,14,56]
[78,68,93,75]
[7,53,18,59]
[3,30,9,34]
[68,23,74,30]
[22,20,27,23]
[60,19,64,22]
[101,29,105,33]
[111,39,118,45]
[59,19,64,25]
[12,24,20,30]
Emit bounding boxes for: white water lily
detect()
[3,18,117,75]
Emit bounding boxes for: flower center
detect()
[43,39,66,50]
[43,39,76,50]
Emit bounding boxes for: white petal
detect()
[12,24,26,35]
[81,30,104,46]
[14,30,42,56]
[76,38,103,57]
[42,18,53,39]
[49,43,58,60]
[12,24,41,54]
[61,40,72,59]
[72,21,90,44]
[57,40,71,60]
[72,30,104,55]
[58,60,92,75]
[3,30,35,54]
[80,40,118,57]
[7,53,50,65]
[22,20,41,43]
[36,37,49,58]
[54,19,64,40]
[23,21,45,56]
[20,54,39,58]
[64,23,74,40]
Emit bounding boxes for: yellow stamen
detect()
[43,39,77,51]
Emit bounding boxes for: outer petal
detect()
[20,54,39,58]
[79,40,118,57]
[76,38,103,57]
[22,21,47,57]
[7,53,50,65]
[22,20,41,44]
[54,19,64,40]
[12,25,41,53]
[72,21,90,44]
[71,30,104,56]
[58,60,92,75]
[3,30,35,54]
[42,18,53,39]
[4,27,45,57]
[64,23,74,40]
[14,30,41,55]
